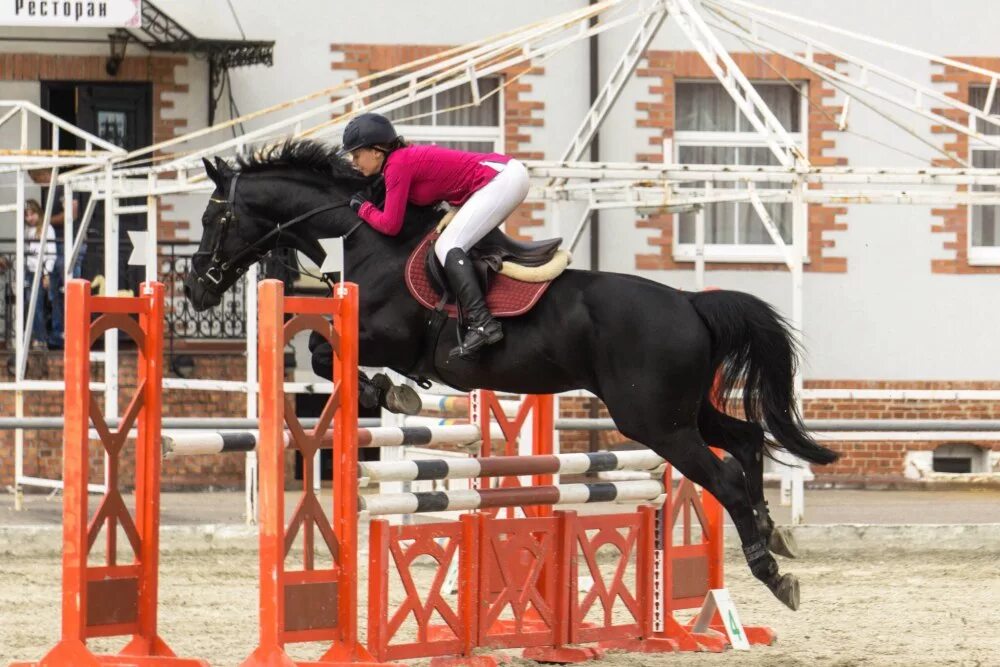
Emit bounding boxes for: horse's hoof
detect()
[769,573,800,611]
[385,385,422,416]
[768,526,799,559]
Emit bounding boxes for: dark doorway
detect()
[42,82,152,151]
[40,82,152,293]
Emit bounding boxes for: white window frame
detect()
[672,80,808,264]
[386,76,505,154]
[967,85,1000,266]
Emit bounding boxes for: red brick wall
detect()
[419,380,998,480]
[930,57,1000,274]
[0,52,192,240]
[802,380,1000,479]
[330,43,546,240]
[553,380,1000,480]
[0,350,254,490]
[634,51,847,273]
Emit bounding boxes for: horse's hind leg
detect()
[698,403,798,559]
[611,411,800,610]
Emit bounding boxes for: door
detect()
[73,83,152,292]
[76,83,152,152]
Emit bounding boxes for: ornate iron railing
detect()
[0,239,299,348]
[160,242,251,341]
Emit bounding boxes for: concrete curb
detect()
[2,522,999,556]
[722,523,1000,552]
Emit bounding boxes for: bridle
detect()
[192,172,364,292]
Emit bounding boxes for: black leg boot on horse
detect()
[309,332,421,415]
[699,404,799,559]
[443,248,503,359]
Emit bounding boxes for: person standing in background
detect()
[30,169,84,350]
[23,199,55,351]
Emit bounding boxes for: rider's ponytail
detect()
[377,137,407,154]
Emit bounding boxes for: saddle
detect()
[405,211,571,318]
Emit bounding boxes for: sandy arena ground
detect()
[2,489,998,666]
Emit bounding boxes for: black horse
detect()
[184,140,838,610]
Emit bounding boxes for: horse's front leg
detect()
[307,330,420,415]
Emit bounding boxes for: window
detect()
[968,86,1000,264]
[673,81,806,262]
[367,75,503,153]
[932,443,989,474]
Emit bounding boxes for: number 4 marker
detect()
[690,588,751,650]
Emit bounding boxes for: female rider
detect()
[341,112,530,359]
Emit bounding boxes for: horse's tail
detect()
[688,290,839,465]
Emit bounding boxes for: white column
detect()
[103,165,119,489]
[64,182,74,282]
[790,175,808,525]
[13,167,25,510]
[145,174,158,283]
[245,266,259,525]
[695,181,708,290]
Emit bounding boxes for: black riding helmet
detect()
[338,113,399,156]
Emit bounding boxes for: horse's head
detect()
[183,140,442,312]
[184,147,363,311]
[183,157,266,310]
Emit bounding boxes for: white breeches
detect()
[434,158,530,264]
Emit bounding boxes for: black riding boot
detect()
[443,248,503,359]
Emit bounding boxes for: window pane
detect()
[739,84,801,133]
[676,82,737,131]
[423,140,497,153]
[738,202,793,244]
[969,86,1000,135]
[742,146,788,187]
[678,145,737,244]
[739,147,792,243]
[369,74,501,128]
[678,145,736,165]
[370,75,434,125]
[97,110,128,147]
[678,82,801,133]
[972,149,1000,246]
[679,203,736,244]
[973,205,999,246]
[436,77,500,126]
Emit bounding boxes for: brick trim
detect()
[930,57,1000,274]
[0,52,192,239]
[634,51,847,272]
[518,379,1000,479]
[330,43,545,239]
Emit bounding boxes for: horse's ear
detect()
[202,157,221,185]
[214,155,234,177]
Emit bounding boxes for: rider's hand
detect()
[368,176,386,207]
[349,192,369,214]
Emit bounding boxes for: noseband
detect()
[193,172,362,291]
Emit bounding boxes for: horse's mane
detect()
[233,138,443,241]
[235,139,370,187]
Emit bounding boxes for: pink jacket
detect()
[357,144,511,236]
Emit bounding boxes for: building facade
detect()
[1,0,998,486]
